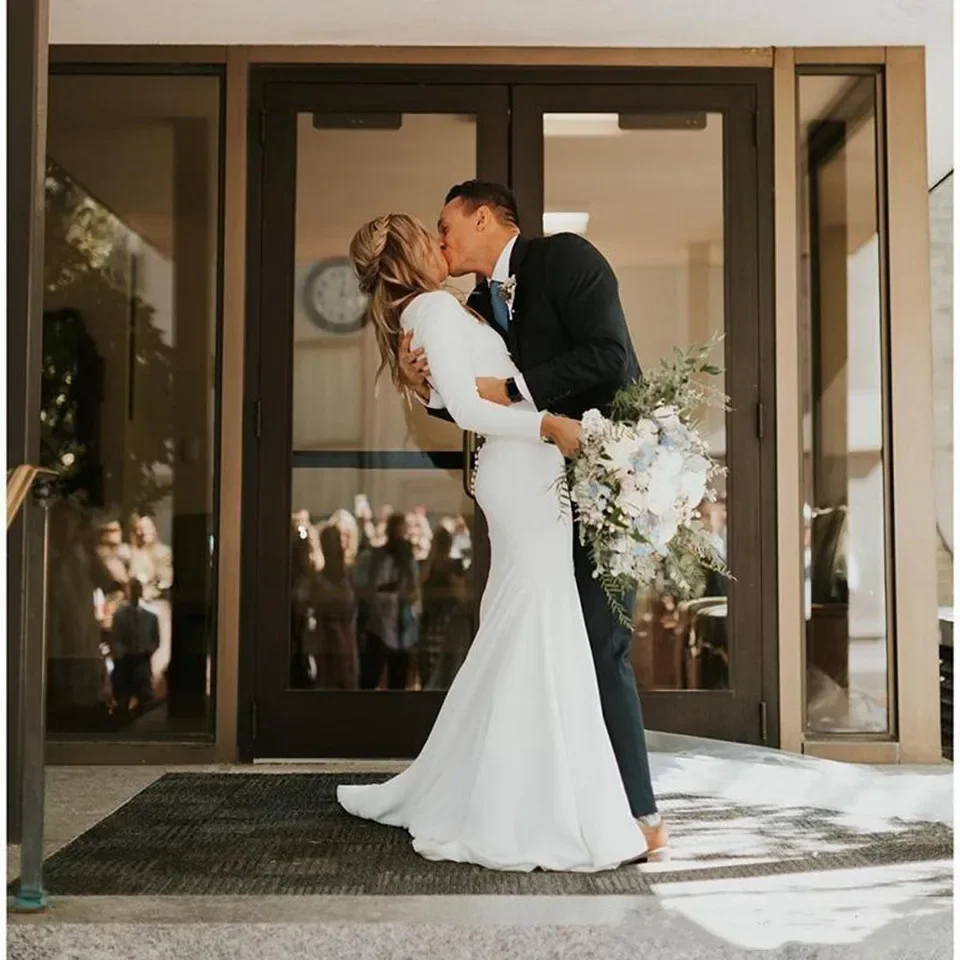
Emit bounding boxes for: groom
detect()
[399,180,667,851]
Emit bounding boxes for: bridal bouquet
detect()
[565,336,730,625]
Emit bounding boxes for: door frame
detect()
[510,80,776,743]
[240,65,777,761]
[241,77,512,760]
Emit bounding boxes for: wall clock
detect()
[302,257,368,334]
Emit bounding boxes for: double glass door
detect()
[244,72,772,759]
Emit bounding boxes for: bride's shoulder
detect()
[401,289,466,330]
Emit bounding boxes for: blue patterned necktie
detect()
[489,280,511,333]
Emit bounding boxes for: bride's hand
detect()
[541,414,583,458]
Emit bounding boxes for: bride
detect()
[337,213,647,872]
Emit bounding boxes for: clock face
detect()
[302,258,368,334]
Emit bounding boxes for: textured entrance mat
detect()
[22,773,953,896]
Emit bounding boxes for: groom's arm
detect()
[417,386,455,424]
[425,399,456,424]
[521,234,632,409]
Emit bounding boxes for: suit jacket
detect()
[432,233,641,422]
[110,602,161,659]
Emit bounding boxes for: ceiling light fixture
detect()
[542,211,590,235]
[542,113,621,138]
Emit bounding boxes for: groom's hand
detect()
[399,330,431,402]
[476,377,510,406]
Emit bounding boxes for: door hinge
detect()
[759,700,768,742]
[259,108,266,146]
[251,700,258,741]
[756,400,765,441]
[253,398,262,439]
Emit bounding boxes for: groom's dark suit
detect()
[432,232,656,818]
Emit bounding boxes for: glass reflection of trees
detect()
[42,161,181,732]
[43,161,176,507]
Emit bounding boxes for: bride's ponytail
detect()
[349,214,442,398]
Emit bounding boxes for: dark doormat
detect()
[16,773,953,896]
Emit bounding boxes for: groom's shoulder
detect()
[530,232,610,272]
[531,231,602,259]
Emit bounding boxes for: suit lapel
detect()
[506,236,532,354]
[467,237,533,352]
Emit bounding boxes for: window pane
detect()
[798,74,891,734]
[929,173,953,611]
[289,467,476,691]
[543,111,729,692]
[42,74,221,738]
[292,113,475,453]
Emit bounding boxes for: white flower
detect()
[678,464,708,508]
[684,452,711,475]
[581,408,607,438]
[634,419,659,448]
[645,448,685,514]
[498,275,517,303]
[603,435,641,476]
[620,487,647,518]
[650,513,679,549]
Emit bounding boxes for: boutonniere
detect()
[498,275,517,304]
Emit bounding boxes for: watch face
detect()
[302,258,368,334]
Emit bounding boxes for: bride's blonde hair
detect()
[350,213,443,395]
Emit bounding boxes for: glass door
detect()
[245,73,774,759]
[511,83,770,743]
[246,82,508,758]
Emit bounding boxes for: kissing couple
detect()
[338,180,667,872]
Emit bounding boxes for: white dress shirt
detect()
[425,234,533,409]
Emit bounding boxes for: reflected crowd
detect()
[47,504,175,729]
[290,499,475,691]
[291,494,731,695]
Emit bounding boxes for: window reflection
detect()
[289,469,475,691]
[42,75,221,738]
[798,73,891,734]
[292,112,474,454]
[542,111,729,692]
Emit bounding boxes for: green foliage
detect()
[565,334,732,626]
[42,160,177,510]
[610,332,730,427]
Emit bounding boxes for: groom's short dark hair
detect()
[445,180,520,230]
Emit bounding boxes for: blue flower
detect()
[632,540,655,559]
[586,480,611,501]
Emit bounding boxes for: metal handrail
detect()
[7,465,56,529]
[8,464,58,912]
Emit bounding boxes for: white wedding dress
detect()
[338,290,647,872]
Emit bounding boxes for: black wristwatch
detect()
[505,377,523,404]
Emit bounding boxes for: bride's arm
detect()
[412,292,546,441]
